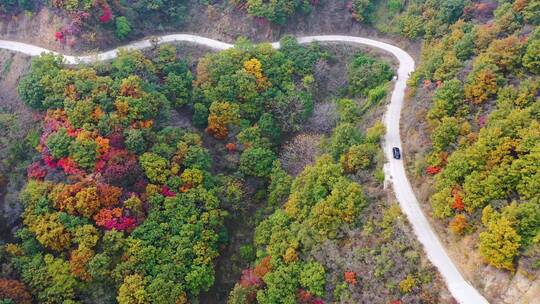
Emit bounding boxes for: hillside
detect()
[0,0,539,304]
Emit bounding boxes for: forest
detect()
[0,31,440,303]
[0,29,450,303]
[402,0,540,274]
[1,0,540,303]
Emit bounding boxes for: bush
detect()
[523,40,540,74]
[329,123,363,159]
[240,147,276,178]
[192,103,209,127]
[115,16,132,40]
[46,128,73,159]
[340,143,376,172]
[336,99,360,124]
[239,244,256,262]
[299,262,326,297]
[348,53,393,97]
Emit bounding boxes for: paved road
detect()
[0,34,489,304]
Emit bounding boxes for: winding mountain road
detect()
[0,34,488,304]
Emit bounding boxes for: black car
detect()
[392,147,401,160]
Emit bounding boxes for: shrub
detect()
[239,244,256,262]
[115,16,132,40]
[240,147,276,178]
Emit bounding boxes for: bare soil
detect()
[0,1,420,60]
[0,50,36,240]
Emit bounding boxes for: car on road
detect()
[392,147,401,159]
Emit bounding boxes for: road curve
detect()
[0,34,488,304]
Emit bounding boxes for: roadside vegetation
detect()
[3,0,539,302]
[392,0,540,277]
[0,32,452,303]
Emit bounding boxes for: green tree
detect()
[256,263,300,304]
[348,53,393,97]
[352,0,375,23]
[340,143,376,172]
[117,274,148,304]
[329,123,363,159]
[523,0,540,25]
[523,40,540,74]
[124,128,147,154]
[69,137,97,170]
[427,79,465,122]
[18,54,63,110]
[240,147,277,178]
[267,161,292,208]
[365,122,386,144]
[192,103,208,127]
[240,0,313,24]
[258,113,281,144]
[115,16,132,40]
[139,152,170,184]
[164,71,193,108]
[46,128,73,159]
[336,99,360,124]
[299,261,326,297]
[431,116,460,152]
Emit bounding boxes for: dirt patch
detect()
[0,9,69,52]
[0,1,421,61]
[0,50,31,105]
[0,50,37,240]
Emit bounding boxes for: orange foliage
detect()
[465,68,498,104]
[283,247,298,263]
[449,214,469,235]
[51,182,121,216]
[205,101,240,139]
[485,35,523,72]
[130,120,154,129]
[254,256,272,278]
[50,183,79,214]
[194,57,211,87]
[95,136,110,155]
[512,0,527,12]
[114,99,129,117]
[65,84,78,100]
[426,166,441,175]
[244,58,271,90]
[206,115,229,139]
[29,213,72,251]
[452,191,465,211]
[179,185,191,193]
[5,243,23,256]
[475,24,498,50]
[97,183,122,208]
[226,143,237,153]
[94,207,123,226]
[344,271,358,285]
[297,289,314,303]
[70,246,95,281]
[140,120,154,129]
[93,106,104,120]
[119,77,142,98]
[0,278,32,304]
